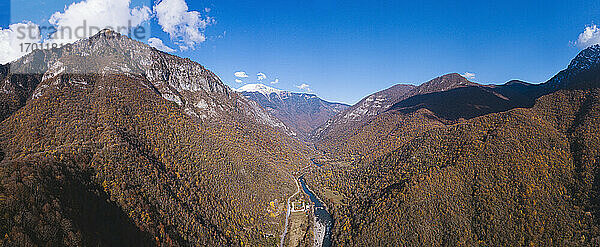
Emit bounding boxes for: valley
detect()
[3,0,600,245]
[2,29,600,247]
[278,45,600,246]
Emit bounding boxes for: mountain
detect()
[0,29,314,246]
[546,44,600,90]
[312,74,479,137]
[406,72,478,96]
[310,74,480,161]
[315,84,415,129]
[312,71,551,162]
[237,83,349,140]
[310,83,419,160]
[304,45,600,245]
[388,76,544,121]
[4,27,600,247]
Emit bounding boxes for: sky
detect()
[2,0,600,104]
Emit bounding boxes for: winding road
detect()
[280,174,301,247]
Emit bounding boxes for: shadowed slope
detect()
[305,44,600,246]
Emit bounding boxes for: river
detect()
[298,176,333,247]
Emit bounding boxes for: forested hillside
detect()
[0,30,313,246]
[305,45,600,245]
[313,72,548,163]
[3,28,600,247]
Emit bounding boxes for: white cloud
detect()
[234,71,249,78]
[0,22,41,64]
[257,72,267,81]
[235,79,243,83]
[577,24,600,48]
[461,72,476,79]
[2,0,213,63]
[270,78,279,84]
[154,0,214,50]
[48,0,151,44]
[296,83,312,92]
[148,37,175,52]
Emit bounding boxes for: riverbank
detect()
[299,176,333,247]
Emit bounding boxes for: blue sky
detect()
[2,0,600,104]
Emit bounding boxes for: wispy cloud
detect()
[257,72,267,81]
[235,79,243,83]
[461,72,476,80]
[270,78,279,84]
[296,83,311,92]
[234,71,249,78]
[576,24,600,48]
[148,37,175,52]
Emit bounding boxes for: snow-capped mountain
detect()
[236,83,284,97]
[546,44,600,89]
[566,44,600,72]
[237,84,349,139]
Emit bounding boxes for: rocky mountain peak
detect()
[1,29,294,135]
[92,28,121,39]
[411,73,478,96]
[311,83,416,138]
[546,44,600,89]
[567,44,600,71]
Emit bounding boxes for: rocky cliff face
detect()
[2,29,292,134]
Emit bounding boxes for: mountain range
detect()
[305,44,600,245]
[311,71,550,162]
[2,28,600,246]
[236,83,349,140]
